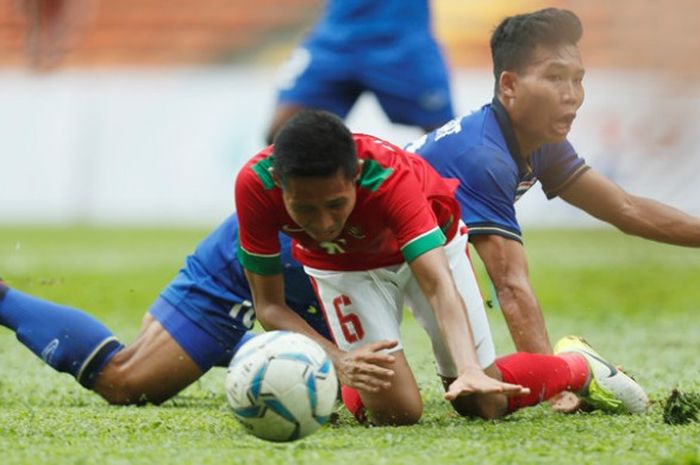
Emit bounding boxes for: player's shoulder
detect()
[408,104,504,155]
[237,145,276,189]
[352,133,408,164]
[353,133,401,150]
[531,139,581,170]
[410,107,512,170]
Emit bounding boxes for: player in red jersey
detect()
[235,110,648,425]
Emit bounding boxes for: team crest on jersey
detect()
[346,225,366,239]
[319,238,347,255]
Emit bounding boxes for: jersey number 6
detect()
[332,295,365,343]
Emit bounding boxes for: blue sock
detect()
[0,287,123,388]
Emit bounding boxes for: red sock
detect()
[495,352,589,412]
[341,385,367,423]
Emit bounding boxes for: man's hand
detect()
[331,340,398,392]
[548,390,584,413]
[445,367,530,401]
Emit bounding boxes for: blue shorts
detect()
[276,35,454,128]
[149,297,247,372]
[153,269,332,372]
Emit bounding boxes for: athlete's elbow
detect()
[254,305,277,330]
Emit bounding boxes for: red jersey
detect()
[235,134,460,273]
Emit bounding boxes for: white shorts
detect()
[304,223,496,377]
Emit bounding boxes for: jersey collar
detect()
[491,97,530,177]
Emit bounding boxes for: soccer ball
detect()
[225,331,338,442]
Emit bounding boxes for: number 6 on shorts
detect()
[333,295,365,343]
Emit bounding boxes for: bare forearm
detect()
[472,235,553,354]
[411,249,482,374]
[561,171,700,247]
[429,285,483,373]
[618,196,700,247]
[257,304,343,359]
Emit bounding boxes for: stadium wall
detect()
[1,67,698,227]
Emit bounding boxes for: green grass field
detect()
[1,226,698,465]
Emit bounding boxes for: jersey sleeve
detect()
[234,160,283,275]
[447,146,523,243]
[536,140,590,199]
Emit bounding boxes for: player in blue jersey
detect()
[0,214,330,405]
[408,8,700,392]
[265,0,454,143]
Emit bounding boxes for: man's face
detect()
[280,168,357,243]
[503,44,585,151]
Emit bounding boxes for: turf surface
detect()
[1,226,698,464]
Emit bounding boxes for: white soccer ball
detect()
[225,331,338,442]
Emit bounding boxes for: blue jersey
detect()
[310,0,431,45]
[409,99,589,242]
[276,0,452,129]
[160,214,328,343]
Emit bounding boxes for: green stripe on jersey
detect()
[358,159,394,192]
[252,156,276,190]
[401,227,446,263]
[237,246,283,275]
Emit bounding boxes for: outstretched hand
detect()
[445,367,530,401]
[549,390,584,413]
[333,340,398,392]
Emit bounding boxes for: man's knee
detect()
[371,402,423,426]
[365,389,424,426]
[94,352,163,405]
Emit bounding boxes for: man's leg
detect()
[405,226,503,417]
[305,266,422,426]
[94,296,251,405]
[433,228,591,417]
[92,311,203,405]
[0,283,123,388]
[368,35,454,131]
[0,282,234,405]
[432,227,647,416]
[266,45,360,144]
[404,225,580,418]
[442,354,588,419]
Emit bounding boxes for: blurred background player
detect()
[409,8,700,369]
[0,214,331,404]
[265,0,455,143]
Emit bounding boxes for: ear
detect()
[499,70,518,100]
[353,160,363,182]
[269,167,283,188]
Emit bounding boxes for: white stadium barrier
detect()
[1,67,698,226]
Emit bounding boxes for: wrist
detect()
[458,364,484,377]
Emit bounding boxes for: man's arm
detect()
[244,269,396,393]
[559,169,700,246]
[409,247,529,400]
[470,234,552,354]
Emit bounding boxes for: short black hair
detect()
[272,110,357,186]
[491,8,583,93]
